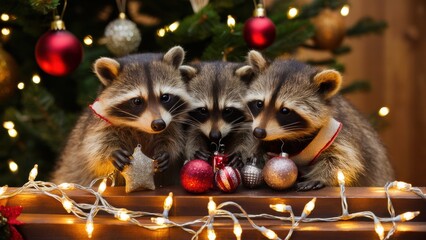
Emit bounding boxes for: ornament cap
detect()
[119,12,126,19]
[254,4,266,17]
[280,152,289,158]
[51,15,66,30]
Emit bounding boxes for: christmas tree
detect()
[0,0,386,186]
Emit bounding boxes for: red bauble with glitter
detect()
[243,4,276,49]
[215,166,241,193]
[35,16,83,76]
[180,159,214,193]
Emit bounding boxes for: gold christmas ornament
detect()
[312,8,346,50]
[0,47,18,101]
[263,153,298,190]
[121,144,155,192]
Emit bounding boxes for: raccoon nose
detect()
[209,130,222,142]
[151,119,166,132]
[253,127,266,139]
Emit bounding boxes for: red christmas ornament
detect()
[243,4,276,49]
[215,166,241,193]
[263,152,298,190]
[212,151,228,172]
[0,205,23,240]
[35,16,83,76]
[180,159,214,193]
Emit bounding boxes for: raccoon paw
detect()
[227,152,244,170]
[153,152,170,173]
[296,180,325,191]
[112,149,132,172]
[193,150,211,161]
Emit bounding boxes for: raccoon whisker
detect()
[229,116,246,125]
[109,106,139,119]
[169,101,188,115]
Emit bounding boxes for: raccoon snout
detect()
[151,119,166,132]
[253,127,266,139]
[209,130,222,142]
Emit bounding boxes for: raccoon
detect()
[51,46,190,186]
[182,62,256,167]
[241,50,394,191]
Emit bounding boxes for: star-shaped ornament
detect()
[121,145,155,192]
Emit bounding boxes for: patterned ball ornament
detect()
[243,3,276,49]
[241,158,263,189]
[35,16,83,76]
[215,166,241,193]
[180,159,214,193]
[263,153,298,190]
[212,151,228,172]
[105,13,141,56]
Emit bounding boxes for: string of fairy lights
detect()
[0,165,423,239]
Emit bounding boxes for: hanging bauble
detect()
[312,8,346,50]
[263,153,298,190]
[0,47,18,101]
[35,16,83,76]
[180,159,214,193]
[241,157,263,189]
[243,3,276,50]
[105,13,141,56]
[215,166,241,193]
[211,151,228,172]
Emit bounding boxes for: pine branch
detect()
[340,80,371,94]
[347,17,387,36]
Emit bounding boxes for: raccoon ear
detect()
[313,69,342,99]
[163,46,185,69]
[235,65,255,85]
[247,50,268,73]
[93,57,120,86]
[179,65,197,83]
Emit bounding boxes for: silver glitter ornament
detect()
[241,158,263,188]
[121,144,155,192]
[105,13,141,56]
[263,152,298,190]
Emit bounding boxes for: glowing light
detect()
[32,74,41,84]
[400,211,420,221]
[157,28,166,37]
[17,82,25,90]
[340,4,350,16]
[1,14,10,21]
[84,35,93,46]
[86,219,94,238]
[270,203,289,212]
[378,107,390,117]
[168,21,180,32]
[1,28,10,36]
[0,185,7,195]
[164,192,173,211]
[8,160,18,173]
[287,7,298,19]
[227,15,236,29]
[393,181,412,190]
[62,198,73,213]
[151,217,168,225]
[337,170,345,185]
[116,209,130,221]
[8,128,18,138]
[260,226,278,239]
[208,197,216,215]
[374,220,384,240]
[303,197,317,215]
[3,121,15,129]
[29,164,38,181]
[98,178,107,194]
[233,222,242,239]
[207,225,216,240]
[58,183,75,190]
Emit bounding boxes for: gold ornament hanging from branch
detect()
[312,8,346,50]
[0,46,18,101]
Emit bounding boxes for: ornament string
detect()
[52,0,68,20]
[116,0,127,14]
[0,164,423,240]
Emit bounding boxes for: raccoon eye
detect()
[198,107,208,115]
[223,107,233,116]
[131,98,143,106]
[256,101,264,109]
[280,107,291,115]
[160,94,171,103]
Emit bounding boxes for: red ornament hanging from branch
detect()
[243,3,276,50]
[35,3,83,77]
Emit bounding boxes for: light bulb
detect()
[374,220,384,240]
[259,226,278,239]
[340,4,350,16]
[58,183,75,190]
[8,128,18,138]
[378,107,390,117]
[287,7,298,19]
[8,160,18,173]
[98,178,107,194]
[116,209,130,221]
[62,198,73,213]
[164,192,173,211]
[86,219,94,238]
[233,222,242,238]
[270,203,289,213]
[303,198,317,215]
[393,181,412,190]
[3,121,14,129]
[227,15,236,29]
[157,28,166,37]
[17,82,25,90]
[28,164,38,181]
[337,170,345,185]
[32,74,41,84]
[84,35,93,46]
[151,217,168,225]
[399,211,420,221]
[207,225,216,240]
[208,197,216,215]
